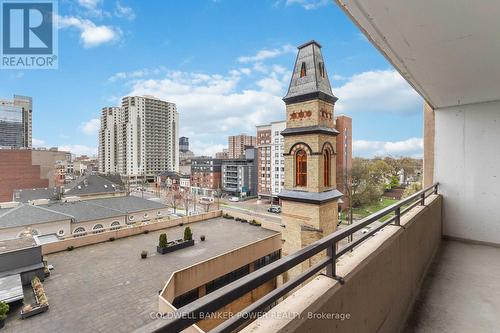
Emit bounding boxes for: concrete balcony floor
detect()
[404,239,500,333]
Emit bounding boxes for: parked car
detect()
[229,197,240,202]
[268,205,281,214]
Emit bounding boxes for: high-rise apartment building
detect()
[228,134,256,159]
[98,96,179,181]
[0,95,32,148]
[179,137,189,153]
[256,121,286,202]
[98,107,120,174]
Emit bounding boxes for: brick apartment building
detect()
[228,134,256,159]
[335,115,353,210]
[0,149,71,202]
[256,121,286,203]
[190,157,222,197]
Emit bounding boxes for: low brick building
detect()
[0,150,49,202]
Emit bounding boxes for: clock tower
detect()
[279,41,342,281]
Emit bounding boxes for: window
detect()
[318,62,325,78]
[73,227,86,237]
[300,62,306,77]
[324,150,331,187]
[295,150,307,186]
[110,221,121,230]
[93,224,104,234]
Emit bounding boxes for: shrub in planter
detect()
[67,246,74,251]
[109,237,115,242]
[184,227,193,241]
[22,304,32,313]
[200,235,206,241]
[241,219,248,223]
[235,217,241,221]
[158,233,168,248]
[141,250,148,259]
[144,230,149,234]
[179,222,184,226]
[0,301,9,323]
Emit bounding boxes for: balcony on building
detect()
[137,2,500,333]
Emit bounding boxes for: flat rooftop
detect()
[0,236,38,254]
[2,217,277,333]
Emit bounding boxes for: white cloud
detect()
[353,138,423,158]
[125,66,290,156]
[57,15,121,48]
[115,1,136,20]
[238,44,294,63]
[78,0,101,10]
[108,67,167,82]
[32,138,46,147]
[80,118,100,135]
[286,0,330,10]
[335,70,421,114]
[58,144,98,156]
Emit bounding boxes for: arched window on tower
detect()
[323,150,330,187]
[300,62,307,78]
[295,150,307,187]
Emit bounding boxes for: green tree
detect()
[351,158,386,207]
[183,227,192,241]
[402,182,422,198]
[0,301,9,321]
[158,233,168,248]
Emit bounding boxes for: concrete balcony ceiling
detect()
[336,0,500,109]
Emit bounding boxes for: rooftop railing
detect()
[141,183,439,333]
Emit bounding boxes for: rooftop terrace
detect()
[1,217,276,333]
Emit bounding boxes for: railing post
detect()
[326,242,336,277]
[420,192,426,206]
[395,207,401,226]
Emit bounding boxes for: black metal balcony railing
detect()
[142,183,439,333]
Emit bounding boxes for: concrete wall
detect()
[71,216,127,235]
[434,101,500,244]
[127,207,170,224]
[159,233,282,332]
[41,210,222,254]
[241,195,442,333]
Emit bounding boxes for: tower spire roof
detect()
[283,40,337,105]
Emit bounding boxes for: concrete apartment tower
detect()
[98,96,179,181]
[279,41,342,281]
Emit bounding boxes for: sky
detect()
[0,0,424,158]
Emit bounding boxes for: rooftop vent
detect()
[30,199,50,206]
[0,201,20,209]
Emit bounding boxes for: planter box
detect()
[156,239,194,254]
[20,305,48,319]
